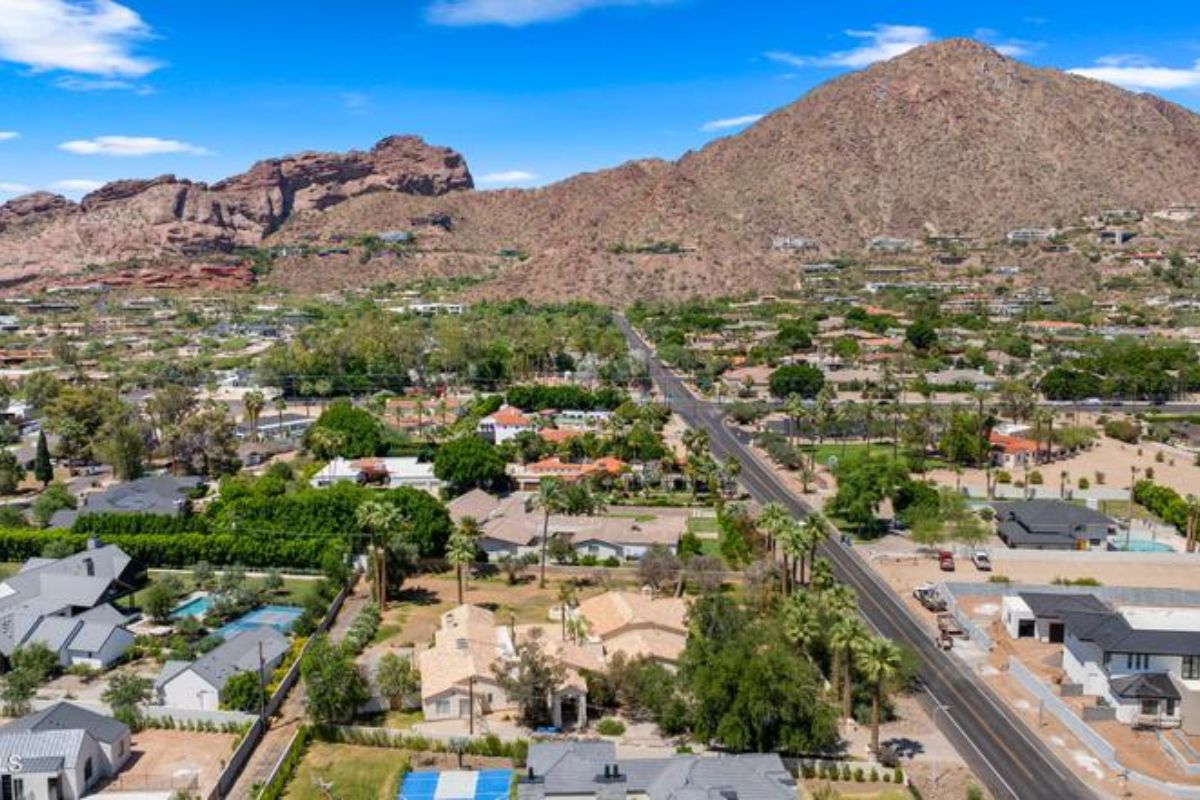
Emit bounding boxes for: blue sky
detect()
[3,0,1200,199]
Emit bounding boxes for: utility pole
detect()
[258,640,266,724]
[1127,465,1140,548]
[468,676,475,736]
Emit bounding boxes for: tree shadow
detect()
[881,736,925,759]
[395,586,439,606]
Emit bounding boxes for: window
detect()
[1183,656,1200,681]
[1141,699,1160,715]
[13,779,23,800]
[1125,653,1149,670]
[47,777,61,800]
[435,700,450,715]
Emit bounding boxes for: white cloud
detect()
[766,24,933,70]
[1070,56,1200,91]
[700,114,763,132]
[50,178,104,192]
[341,92,370,111]
[54,75,151,93]
[59,135,208,157]
[0,0,159,77]
[427,0,669,27]
[479,170,538,185]
[0,182,31,194]
[0,131,18,141]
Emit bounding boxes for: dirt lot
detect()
[102,729,238,796]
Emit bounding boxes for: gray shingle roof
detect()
[1110,673,1181,701]
[163,627,289,693]
[992,500,1114,547]
[24,616,82,653]
[49,475,202,528]
[1019,592,1112,618]
[3,702,130,744]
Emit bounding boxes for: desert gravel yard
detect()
[101,728,239,796]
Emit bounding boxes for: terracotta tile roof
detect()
[538,428,579,444]
[487,405,531,427]
[577,591,688,642]
[989,432,1040,454]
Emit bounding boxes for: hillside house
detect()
[1006,228,1057,244]
[477,405,533,444]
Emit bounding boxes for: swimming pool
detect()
[217,604,303,639]
[1112,539,1176,553]
[172,594,213,618]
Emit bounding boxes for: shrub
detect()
[987,575,1011,584]
[995,470,1012,484]
[870,768,879,782]
[1103,418,1141,444]
[1077,477,1090,490]
[1028,470,1043,485]
[595,718,626,736]
[853,767,865,782]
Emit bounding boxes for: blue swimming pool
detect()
[398,770,512,800]
[171,594,213,618]
[217,604,303,639]
[1113,539,1175,553]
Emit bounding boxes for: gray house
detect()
[0,544,141,670]
[518,742,796,800]
[49,475,204,529]
[991,500,1116,550]
[155,626,290,711]
[0,702,132,800]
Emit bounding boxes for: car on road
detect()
[1082,397,1103,406]
[938,550,955,571]
[971,549,992,571]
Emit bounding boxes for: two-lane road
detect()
[619,316,1094,800]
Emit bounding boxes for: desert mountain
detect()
[3,39,1200,300]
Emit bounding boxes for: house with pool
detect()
[155,626,290,711]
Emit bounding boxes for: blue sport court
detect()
[216,604,303,638]
[398,769,512,800]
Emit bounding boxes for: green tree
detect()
[96,419,148,481]
[33,430,53,487]
[534,479,569,588]
[857,637,904,756]
[446,517,480,605]
[374,652,419,709]
[301,635,370,725]
[433,436,508,496]
[221,670,267,714]
[0,669,35,716]
[490,628,565,727]
[102,673,152,729]
[31,482,76,528]
[143,582,177,623]
[768,364,826,399]
[904,318,939,352]
[11,643,59,684]
[0,450,24,495]
[306,400,384,459]
[243,390,266,442]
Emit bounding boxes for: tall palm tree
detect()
[784,393,807,448]
[1186,494,1200,554]
[829,616,869,718]
[447,517,480,605]
[272,396,288,436]
[782,591,824,661]
[858,636,904,755]
[757,502,791,558]
[777,519,805,595]
[356,501,402,606]
[243,390,265,443]
[802,515,829,585]
[557,581,578,641]
[535,478,568,588]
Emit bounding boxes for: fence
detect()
[941,590,994,651]
[942,581,1200,609]
[210,576,354,800]
[1008,657,1200,799]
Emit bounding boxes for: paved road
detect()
[618,316,1095,800]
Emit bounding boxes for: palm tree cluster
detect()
[757,503,829,595]
[782,559,905,757]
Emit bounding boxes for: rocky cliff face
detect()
[0,135,472,274]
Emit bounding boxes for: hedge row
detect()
[1132,480,1193,536]
[0,530,343,569]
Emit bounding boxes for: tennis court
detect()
[398,769,512,800]
[216,604,302,638]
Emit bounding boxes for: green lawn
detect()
[686,516,720,537]
[284,743,408,800]
[1100,499,1163,524]
[0,562,22,581]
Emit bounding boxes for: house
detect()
[508,456,627,492]
[417,605,591,729]
[447,492,682,562]
[155,626,289,711]
[1007,228,1057,244]
[49,475,204,529]
[0,703,132,800]
[989,431,1041,470]
[0,544,141,669]
[991,500,1116,550]
[477,405,533,444]
[575,591,688,666]
[309,456,444,494]
[518,742,795,800]
[1005,592,1200,732]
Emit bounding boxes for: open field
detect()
[283,743,409,800]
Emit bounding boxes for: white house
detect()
[155,627,289,711]
[0,703,132,800]
[476,405,532,444]
[23,606,135,670]
[309,456,443,494]
[1010,592,1200,732]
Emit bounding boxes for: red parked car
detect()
[938,550,955,571]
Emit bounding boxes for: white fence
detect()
[1008,657,1200,799]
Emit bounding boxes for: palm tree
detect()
[534,478,568,588]
[557,581,578,641]
[356,501,402,606]
[243,390,265,442]
[777,519,805,595]
[782,592,824,661]
[446,517,480,605]
[757,502,791,558]
[829,616,869,718]
[1186,494,1200,554]
[784,393,807,448]
[801,515,829,584]
[858,636,904,755]
[299,381,315,417]
[272,396,288,436]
